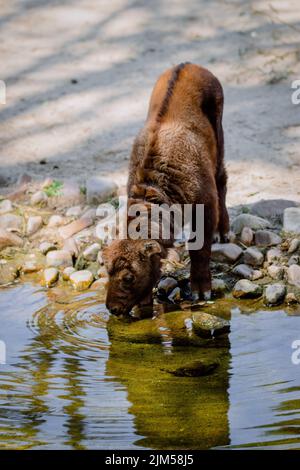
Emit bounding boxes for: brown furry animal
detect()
[103,62,229,316]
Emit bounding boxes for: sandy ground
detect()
[0,0,300,206]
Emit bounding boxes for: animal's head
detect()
[103,239,163,316]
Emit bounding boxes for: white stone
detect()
[267,265,284,280]
[26,216,43,235]
[240,227,253,246]
[70,270,93,290]
[233,279,262,298]
[264,284,286,305]
[62,266,76,281]
[39,242,56,255]
[48,214,65,227]
[0,214,23,232]
[0,199,13,215]
[288,238,300,254]
[30,191,48,206]
[283,208,300,234]
[287,265,300,287]
[46,250,73,268]
[43,268,59,287]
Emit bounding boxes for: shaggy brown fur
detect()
[103,63,229,316]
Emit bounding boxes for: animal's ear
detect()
[141,240,161,257]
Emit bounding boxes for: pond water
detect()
[0,282,300,450]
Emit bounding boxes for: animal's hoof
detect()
[203,290,211,301]
[191,291,200,302]
[213,232,221,243]
[220,232,230,243]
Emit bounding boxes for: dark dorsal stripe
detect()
[157,62,189,121]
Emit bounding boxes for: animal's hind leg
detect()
[216,166,230,243]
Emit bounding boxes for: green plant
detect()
[43,180,63,197]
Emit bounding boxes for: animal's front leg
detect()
[189,249,212,301]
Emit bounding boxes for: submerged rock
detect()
[283,208,300,234]
[243,247,264,267]
[231,214,271,234]
[255,230,282,247]
[42,268,59,287]
[264,284,286,306]
[70,270,93,290]
[192,312,230,339]
[165,360,219,377]
[232,279,262,299]
[211,242,243,263]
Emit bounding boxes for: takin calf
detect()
[103,62,229,316]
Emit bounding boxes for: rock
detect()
[264,284,286,306]
[22,261,41,273]
[266,247,282,264]
[58,216,94,239]
[157,277,178,297]
[42,268,59,287]
[17,173,32,186]
[86,177,118,205]
[63,237,79,257]
[288,238,300,254]
[243,247,264,267]
[30,191,48,206]
[90,278,108,292]
[255,230,282,247]
[211,243,243,263]
[97,251,104,265]
[46,250,73,268]
[192,312,230,339]
[250,199,298,222]
[70,270,93,290]
[288,255,300,266]
[47,180,83,208]
[240,227,253,246]
[285,292,298,305]
[82,243,101,261]
[212,278,227,295]
[81,207,97,221]
[0,199,13,215]
[47,214,65,228]
[0,214,23,232]
[252,269,263,280]
[231,214,271,234]
[287,265,300,287]
[233,263,254,280]
[26,216,43,236]
[267,265,284,280]
[232,279,263,298]
[62,266,76,281]
[0,261,19,285]
[65,205,82,217]
[0,228,23,250]
[39,241,56,255]
[165,360,219,377]
[283,208,300,234]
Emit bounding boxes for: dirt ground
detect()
[0,0,300,206]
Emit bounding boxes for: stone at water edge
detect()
[287,265,300,287]
[26,216,43,236]
[240,226,253,246]
[46,250,73,268]
[211,278,227,296]
[70,270,94,290]
[285,292,298,305]
[211,242,243,263]
[86,176,118,205]
[90,278,108,292]
[288,239,300,254]
[232,279,263,299]
[283,208,300,234]
[0,228,23,250]
[264,284,286,306]
[42,268,59,287]
[39,241,57,255]
[0,200,13,215]
[232,264,254,280]
[267,265,284,280]
[192,312,230,339]
[22,260,42,273]
[231,214,271,234]
[157,277,178,296]
[255,230,282,247]
[30,191,48,206]
[83,243,101,262]
[47,215,65,228]
[0,214,23,232]
[243,247,264,267]
[62,266,76,281]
